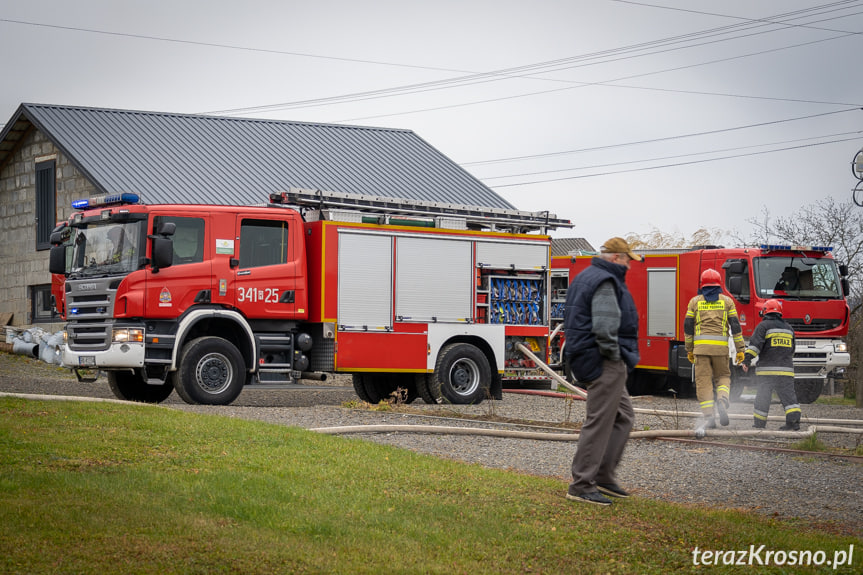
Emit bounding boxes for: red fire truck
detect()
[550,244,851,402]
[49,189,570,405]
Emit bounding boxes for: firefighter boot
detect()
[779,411,801,432]
[716,397,730,427]
[752,419,766,429]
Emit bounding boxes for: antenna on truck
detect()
[269,188,572,234]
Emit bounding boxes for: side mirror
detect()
[157,221,176,236]
[839,264,848,276]
[728,275,743,297]
[49,245,67,275]
[151,237,174,270]
[723,260,746,274]
[841,278,850,297]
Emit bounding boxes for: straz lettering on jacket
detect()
[766,333,793,348]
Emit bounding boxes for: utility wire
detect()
[481,130,863,180]
[490,135,863,187]
[212,1,863,115]
[464,108,862,166]
[333,32,861,123]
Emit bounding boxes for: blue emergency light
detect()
[760,244,832,253]
[71,192,140,210]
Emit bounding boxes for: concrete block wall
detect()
[0,128,96,328]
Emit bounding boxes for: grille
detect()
[786,318,841,332]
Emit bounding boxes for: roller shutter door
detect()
[338,232,393,330]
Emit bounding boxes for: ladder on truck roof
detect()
[269,188,572,234]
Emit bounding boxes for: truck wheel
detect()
[174,337,245,405]
[794,379,824,404]
[107,369,174,403]
[352,374,376,403]
[431,343,490,404]
[415,373,438,404]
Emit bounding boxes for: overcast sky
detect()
[2,0,861,249]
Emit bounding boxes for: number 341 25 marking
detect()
[238,287,279,303]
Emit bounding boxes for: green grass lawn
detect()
[0,397,859,574]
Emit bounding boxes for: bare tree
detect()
[626,226,727,250]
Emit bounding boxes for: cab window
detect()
[239,219,289,268]
[154,216,205,265]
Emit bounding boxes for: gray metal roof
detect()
[0,103,517,210]
[551,237,596,256]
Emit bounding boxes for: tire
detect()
[430,343,490,405]
[107,369,174,403]
[352,374,375,403]
[415,373,438,404]
[174,337,246,405]
[794,379,824,404]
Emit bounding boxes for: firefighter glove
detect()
[687,352,695,365]
[735,352,745,365]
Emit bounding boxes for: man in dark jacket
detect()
[742,299,801,430]
[563,237,640,506]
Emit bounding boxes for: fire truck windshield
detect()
[753,256,842,300]
[69,221,142,277]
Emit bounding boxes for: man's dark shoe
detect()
[566,491,612,506]
[778,422,800,431]
[597,483,629,498]
[753,420,766,429]
[716,398,730,427]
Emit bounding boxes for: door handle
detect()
[279,290,295,304]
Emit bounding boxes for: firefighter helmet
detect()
[700,268,722,287]
[762,299,783,317]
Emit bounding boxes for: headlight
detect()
[834,342,848,353]
[112,328,144,343]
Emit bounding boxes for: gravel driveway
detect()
[2,353,862,537]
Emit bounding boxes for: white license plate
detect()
[78,356,96,366]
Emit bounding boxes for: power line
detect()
[464,108,862,166]
[212,1,863,116]
[481,130,863,180]
[0,17,468,74]
[333,32,861,124]
[490,135,863,187]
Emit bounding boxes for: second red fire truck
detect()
[550,244,851,402]
[50,189,570,405]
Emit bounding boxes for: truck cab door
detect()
[143,214,211,318]
[232,214,307,320]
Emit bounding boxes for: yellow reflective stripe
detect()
[699,400,714,409]
[785,407,802,414]
[756,370,795,377]
[716,385,729,394]
[754,413,768,421]
[693,339,729,347]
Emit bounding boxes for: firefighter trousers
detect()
[753,375,801,427]
[569,359,634,495]
[694,354,731,418]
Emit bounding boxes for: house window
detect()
[31,284,59,323]
[35,160,56,250]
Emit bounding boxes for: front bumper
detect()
[62,342,145,369]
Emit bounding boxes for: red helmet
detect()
[700,268,722,287]
[762,299,783,316]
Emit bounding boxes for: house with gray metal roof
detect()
[0,103,575,328]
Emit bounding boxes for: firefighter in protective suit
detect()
[742,299,801,431]
[684,269,745,429]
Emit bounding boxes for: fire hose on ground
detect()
[312,343,863,440]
